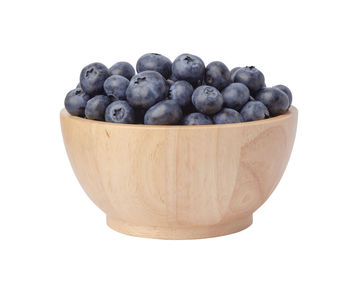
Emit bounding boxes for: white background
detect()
[1,0,349,281]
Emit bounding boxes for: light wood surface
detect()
[60,107,298,239]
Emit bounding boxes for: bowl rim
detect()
[60,106,297,130]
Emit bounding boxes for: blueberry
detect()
[222,83,250,111]
[64,87,90,117]
[126,71,168,109]
[273,84,292,108]
[255,87,289,116]
[172,53,205,86]
[103,75,129,100]
[183,112,213,125]
[85,95,111,121]
[109,61,135,80]
[229,67,241,82]
[168,80,194,108]
[136,53,172,79]
[80,63,110,96]
[213,108,243,124]
[233,66,265,93]
[240,101,269,122]
[144,100,183,125]
[205,61,230,90]
[105,100,135,124]
[192,86,223,115]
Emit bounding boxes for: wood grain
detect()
[60,107,298,239]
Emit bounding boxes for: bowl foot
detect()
[106,215,253,240]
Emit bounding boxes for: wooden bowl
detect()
[60,106,298,239]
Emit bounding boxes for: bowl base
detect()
[106,215,253,240]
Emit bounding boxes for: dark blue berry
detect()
[172,53,205,86]
[80,63,110,96]
[168,80,194,108]
[273,84,292,108]
[64,87,90,117]
[85,95,111,121]
[192,86,223,115]
[213,108,243,124]
[205,61,230,90]
[255,87,289,116]
[229,67,241,82]
[240,101,269,122]
[136,53,172,79]
[105,100,135,124]
[144,100,183,125]
[233,66,265,93]
[183,113,213,125]
[126,71,168,109]
[222,83,250,110]
[103,75,129,100]
[109,61,135,80]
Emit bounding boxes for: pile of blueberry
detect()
[64,53,293,125]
